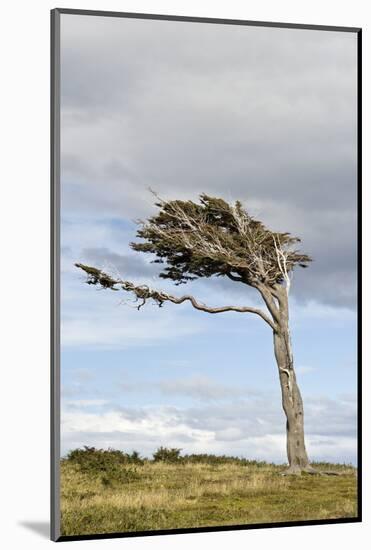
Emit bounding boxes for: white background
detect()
[0,0,368,548]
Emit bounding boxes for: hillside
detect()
[60,447,358,536]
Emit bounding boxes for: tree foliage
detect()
[131,193,311,287]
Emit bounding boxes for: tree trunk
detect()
[273,327,311,474]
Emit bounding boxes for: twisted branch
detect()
[75,263,277,330]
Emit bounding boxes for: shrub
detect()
[153,447,182,463]
[64,446,142,485]
[65,446,143,469]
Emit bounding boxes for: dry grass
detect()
[60,459,358,536]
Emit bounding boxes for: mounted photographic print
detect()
[51,8,361,542]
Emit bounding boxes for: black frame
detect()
[51,7,362,542]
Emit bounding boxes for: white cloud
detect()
[61,393,357,463]
[61,406,215,456]
[63,399,108,408]
[296,365,317,375]
[306,435,356,463]
[120,375,251,401]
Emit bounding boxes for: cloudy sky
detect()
[59,14,358,464]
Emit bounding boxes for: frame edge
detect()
[51,7,61,543]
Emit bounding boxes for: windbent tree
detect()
[76,194,315,474]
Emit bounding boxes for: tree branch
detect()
[256,284,281,325]
[75,263,277,330]
[166,293,276,328]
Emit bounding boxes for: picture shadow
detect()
[19,521,50,539]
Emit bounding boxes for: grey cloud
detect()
[60,14,357,310]
[61,393,357,462]
[61,384,82,397]
[62,429,161,451]
[115,391,357,440]
[60,15,356,214]
[81,247,160,279]
[158,376,243,401]
[61,16,356,116]
[120,375,254,402]
[73,367,96,383]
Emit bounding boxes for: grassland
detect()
[60,447,357,537]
